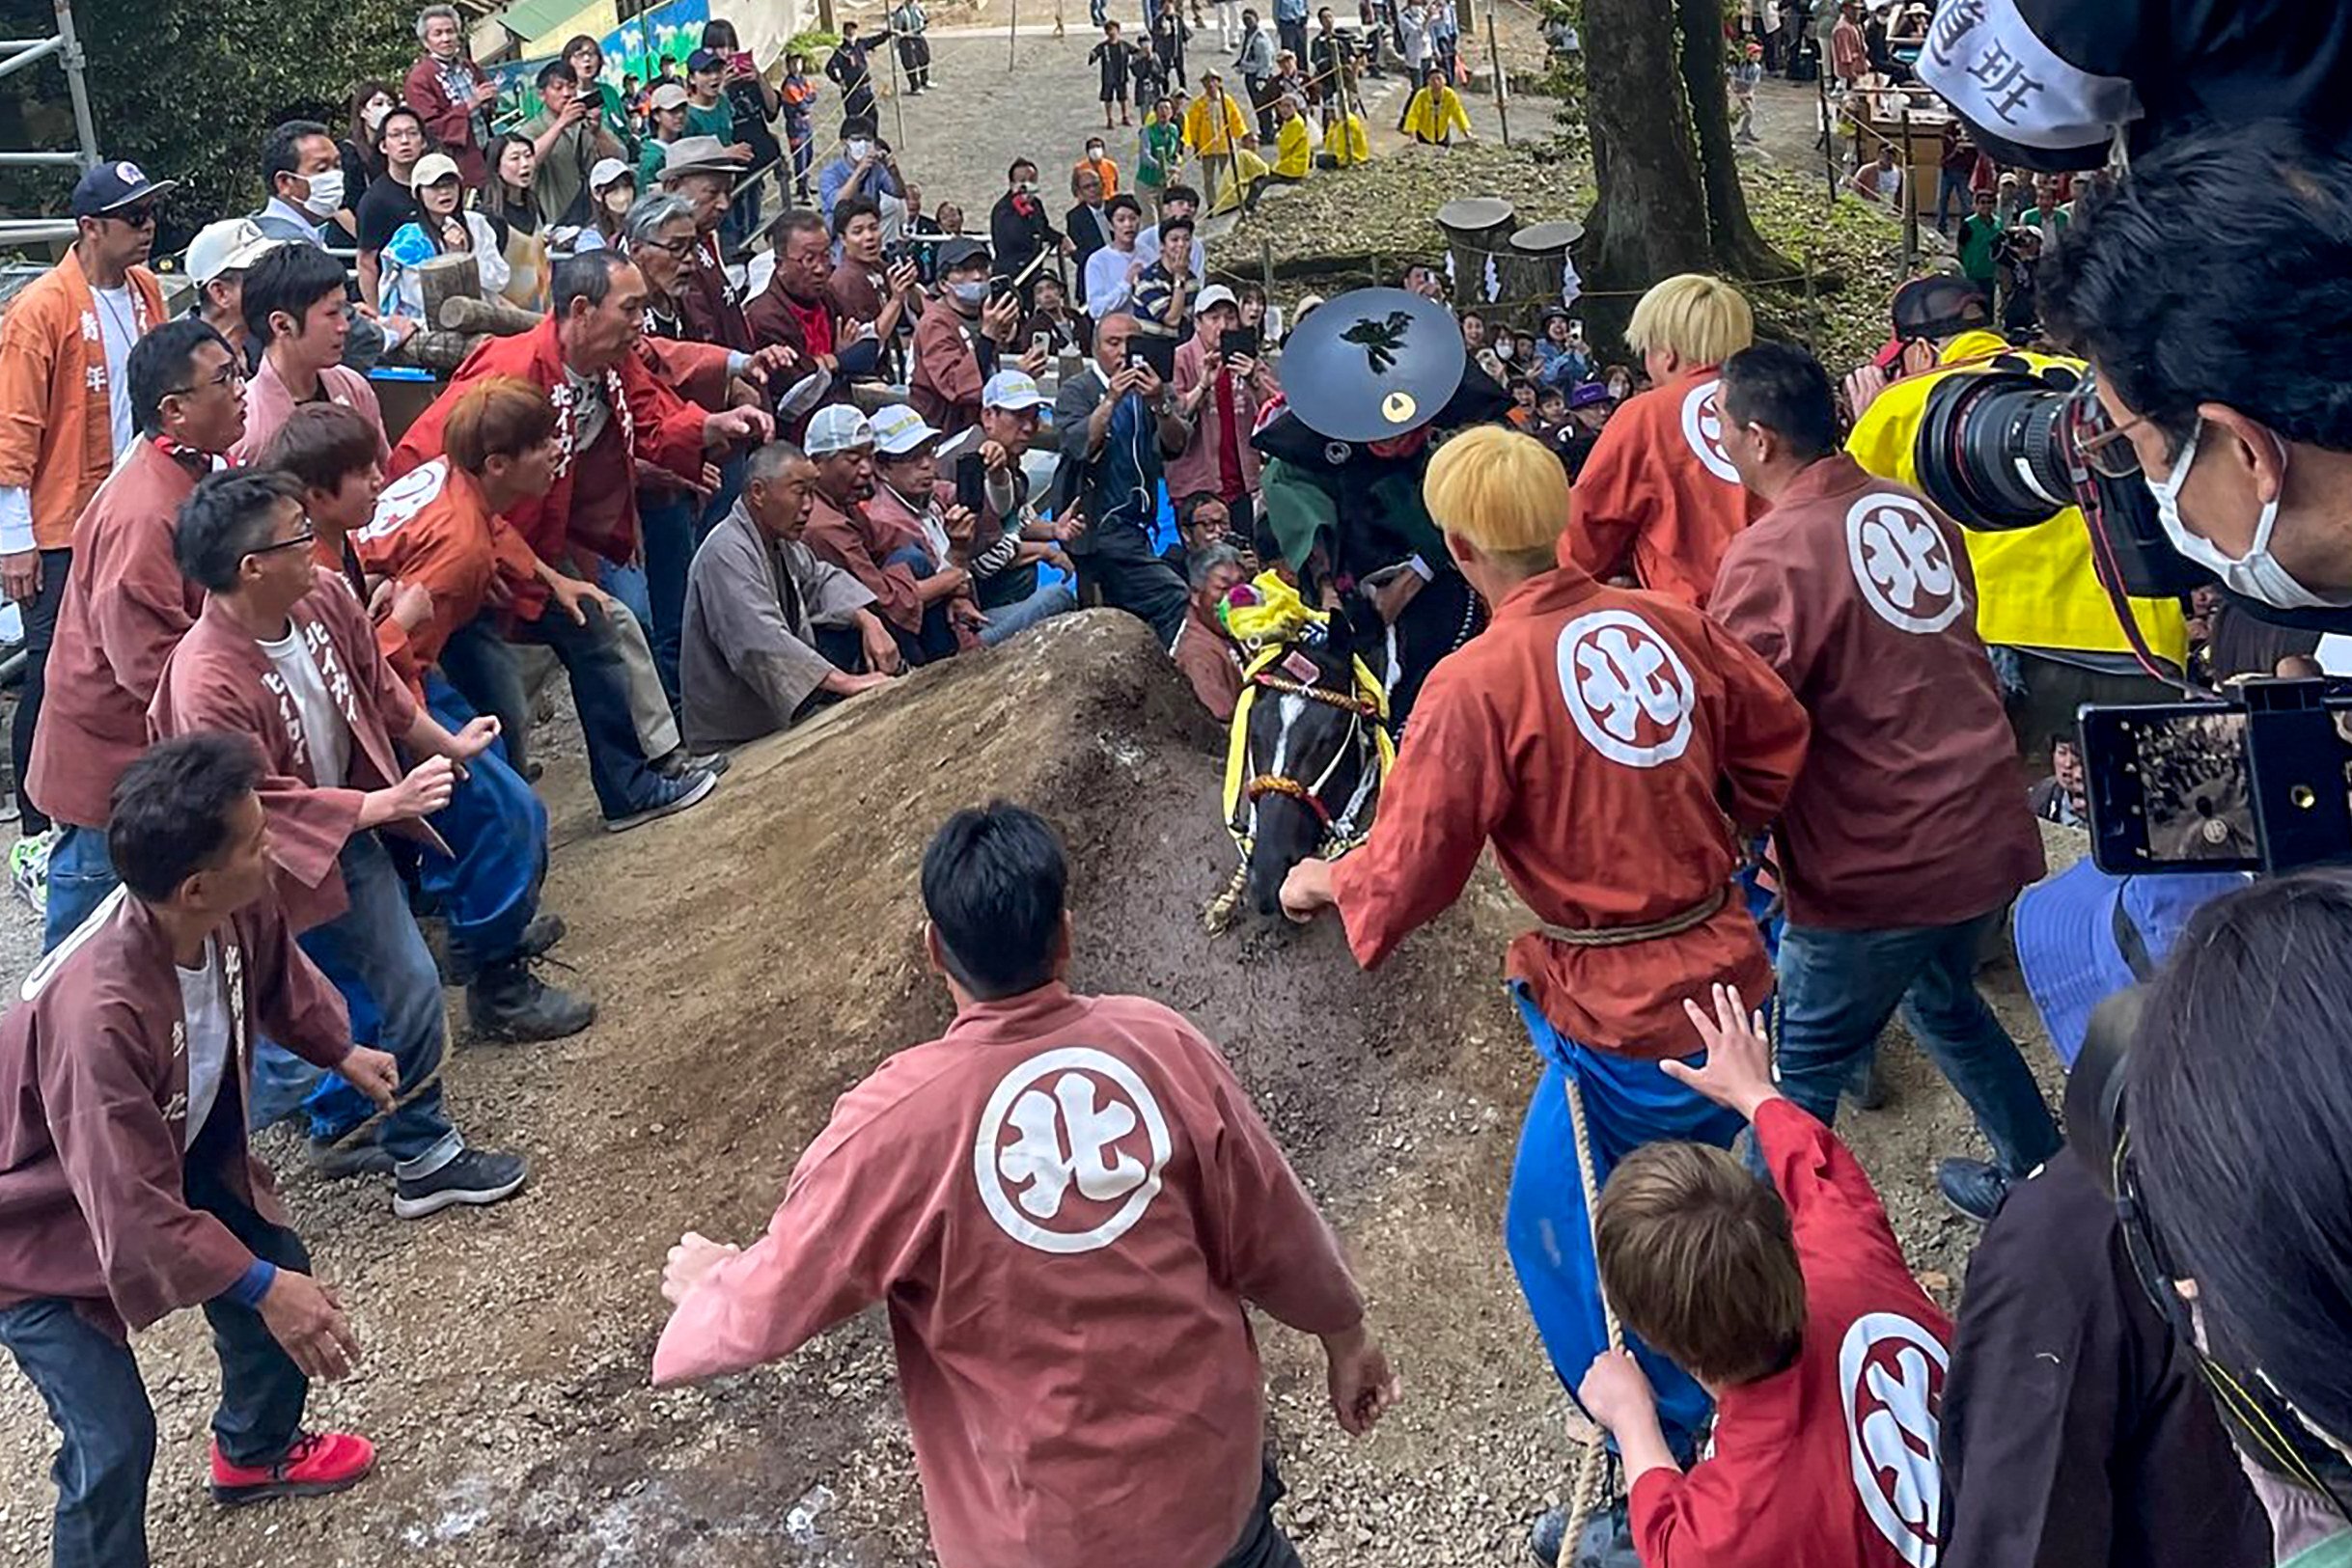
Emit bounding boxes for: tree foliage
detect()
[0,0,415,243]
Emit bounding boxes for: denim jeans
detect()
[292,833,463,1175]
[41,824,120,953]
[978,579,1078,646]
[881,543,963,663]
[1935,169,1973,232]
[1772,911,2061,1175]
[440,607,668,820]
[608,486,707,703]
[0,1100,313,1568]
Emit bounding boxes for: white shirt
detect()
[1085,240,1145,318]
[261,623,349,788]
[178,938,231,1151]
[92,286,137,455]
[1133,225,1206,282]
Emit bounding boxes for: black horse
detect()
[1231,617,1391,921]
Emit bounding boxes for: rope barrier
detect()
[1557,1064,1624,1554]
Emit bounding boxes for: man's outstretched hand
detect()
[1665,981,1781,1122]
[1321,1323,1401,1435]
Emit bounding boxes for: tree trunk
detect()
[1578,0,1713,344]
[1676,0,1798,279]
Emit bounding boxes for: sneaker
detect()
[308,1136,397,1180]
[513,911,567,960]
[1530,1499,1639,1568]
[654,746,731,779]
[9,830,51,916]
[602,767,719,834]
[466,960,595,1043]
[209,1431,375,1505]
[1936,1156,2011,1224]
[393,1146,529,1220]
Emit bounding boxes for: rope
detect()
[1558,1062,1625,1553]
[1536,883,1730,949]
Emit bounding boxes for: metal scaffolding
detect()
[0,0,102,246]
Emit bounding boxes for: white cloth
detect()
[92,286,136,456]
[565,364,612,454]
[1084,241,1146,318]
[0,487,32,556]
[178,938,231,1151]
[260,624,350,788]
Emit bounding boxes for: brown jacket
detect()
[908,302,988,439]
[0,887,350,1336]
[151,575,442,935]
[26,442,208,829]
[1169,597,1243,722]
[0,250,166,549]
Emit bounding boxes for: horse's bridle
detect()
[1240,669,1386,851]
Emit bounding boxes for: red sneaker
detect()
[208,1431,376,1505]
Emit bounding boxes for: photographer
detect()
[2130,871,2352,1564]
[1054,312,1192,642]
[2042,122,2352,617]
[1844,276,2187,758]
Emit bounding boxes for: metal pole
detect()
[1898,95,1918,267]
[887,16,909,152]
[1484,11,1508,148]
[1009,0,1019,70]
[52,0,99,169]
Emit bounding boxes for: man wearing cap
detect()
[1844,275,2187,759]
[801,405,978,663]
[1055,313,1192,643]
[1561,273,1763,610]
[825,20,885,124]
[657,136,756,351]
[522,60,624,230]
[1705,341,2060,1224]
[0,161,170,911]
[1171,284,1278,546]
[390,251,770,830]
[682,439,900,750]
[967,370,1085,642]
[184,219,275,352]
[1549,381,1613,480]
[911,238,1032,438]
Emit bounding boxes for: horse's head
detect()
[1235,622,1388,921]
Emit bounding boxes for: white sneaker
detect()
[10,831,52,917]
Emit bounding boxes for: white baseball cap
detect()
[869,403,942,455]
[411,151,463,189]
[803,403,875,456]
[185,218,278,287]
[588,157,633,193]
[982,370,1046,411]
[1194,283,1239,315]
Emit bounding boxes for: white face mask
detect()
[1493,340,1511,361]
[298,168,346,217]
[846,138,874,159]
[2146,421,2343,611]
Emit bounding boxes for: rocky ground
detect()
[0,610,2069,1567]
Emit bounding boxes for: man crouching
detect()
[0,733,397,1566]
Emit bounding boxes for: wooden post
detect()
[1259,236,1274,304]
[1010,0,1019,70]
[1485,12,1508,148]
[1816,54,1838,206]
[1800,250,1819,357]
[1898,96,1919,267]
[817,0,837,33]
[887,16,910,151]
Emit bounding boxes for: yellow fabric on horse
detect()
[1221,569,1324,650]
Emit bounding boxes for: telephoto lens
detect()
[1913,364,2083,531]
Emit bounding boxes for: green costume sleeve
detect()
[1259,457,1338,573]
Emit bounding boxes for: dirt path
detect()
[0,610,2055,1566]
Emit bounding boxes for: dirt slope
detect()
[0,608,2033,1566]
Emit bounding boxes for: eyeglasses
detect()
[248,527,318,559]
[2070,386,2154,481]
[166,362,246,397]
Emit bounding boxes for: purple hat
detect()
[1566,381,1614,411]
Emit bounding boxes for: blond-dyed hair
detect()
[1595,1141,1807,1388]
[1422,425,1570,572]
[1625,273,1755,368]
[445,375,558,476]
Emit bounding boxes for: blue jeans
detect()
[290,834,463,1174]
[882,543,962,663]
[440,607,668,821]
[1772,912,2061,1175]
[978,578,1078,646]
[0,1101,313,1568]
[41,824,121,953]
[611,481,714,703]
[1936,169,1973,232]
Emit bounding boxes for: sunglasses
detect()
[107,204,158,229]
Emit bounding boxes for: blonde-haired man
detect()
[1282,424,1810,1537]
[1562,274,1763,609]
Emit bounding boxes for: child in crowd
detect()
[1578,984,1952,1568]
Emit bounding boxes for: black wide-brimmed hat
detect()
[1278,287,1467,444]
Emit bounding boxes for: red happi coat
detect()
[0,888,350,1336]
[388,316,706,619]
[1329,565,1811,1058]
[150,573,447,934]
[1562,366,1766,609]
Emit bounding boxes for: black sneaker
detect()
[393,1147,529,1220]
[513,912,567,961]
[603,767,719,833]
[466,960,595,1043]
[1937,1156,2011,1224]
[309,1136,397,1180]
[654,746,731,780]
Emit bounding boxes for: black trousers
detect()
[10,545,69,832]
[1077,522,1190,646]
[898,35,931,89]
[1216,1459,1304,1568]
[183,1097,315,1467]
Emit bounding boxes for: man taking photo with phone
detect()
[1054,312,1192,642]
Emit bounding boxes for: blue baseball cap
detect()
[70,159,176,220]
[2012,858,2250,1067]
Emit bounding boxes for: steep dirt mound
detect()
[9,608,2038,1568]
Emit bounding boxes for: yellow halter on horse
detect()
[1204,574,1397,930]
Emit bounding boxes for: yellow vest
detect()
[1845,332,2188,664]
